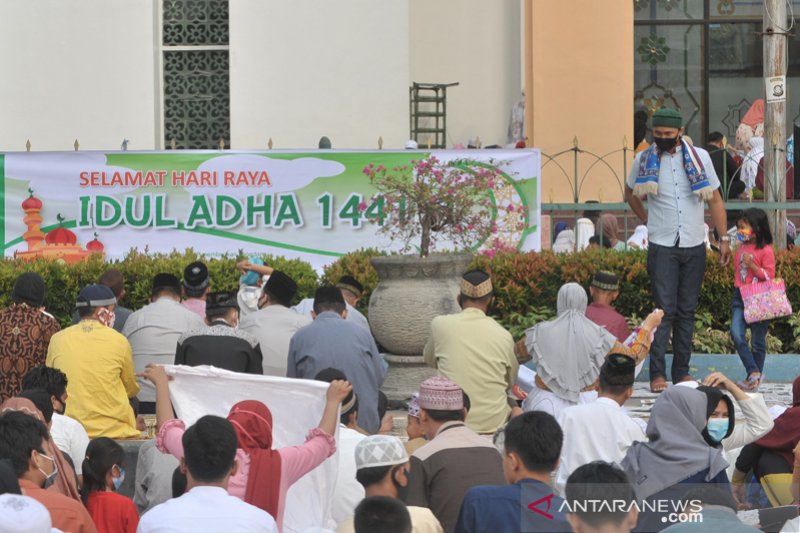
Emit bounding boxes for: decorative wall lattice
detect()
[164,50,230,150]
[162,0,230,150]
[163,0,229,46]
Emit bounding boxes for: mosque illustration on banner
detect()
[16,188,104,264]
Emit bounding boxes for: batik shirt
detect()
[0,303,60,401]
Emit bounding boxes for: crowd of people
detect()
[0,106,798,532]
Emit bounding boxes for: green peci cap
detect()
[651,107,683,129]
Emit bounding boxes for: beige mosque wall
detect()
[525,0,634,203]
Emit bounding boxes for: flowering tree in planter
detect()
[362,156,512,257]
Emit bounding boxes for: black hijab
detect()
[696,385,735,447]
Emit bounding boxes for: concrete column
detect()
[524,1,634,203]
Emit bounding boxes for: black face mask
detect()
[654,136,679,151]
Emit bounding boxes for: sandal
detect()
[739,372,762,392]
[650,377,668,393]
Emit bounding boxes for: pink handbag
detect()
[740,277,793,324]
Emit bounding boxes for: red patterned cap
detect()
[418,376,463,411]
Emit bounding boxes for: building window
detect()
[634,0,800,148]
[162,0,230,149]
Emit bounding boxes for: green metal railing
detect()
[539,139,800,249]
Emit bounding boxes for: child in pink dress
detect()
[731,207,775,391]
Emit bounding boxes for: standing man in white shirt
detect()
[556,354,645,493]
[123,273,204,414]
[626,107,731,393]
[137,414,277,533]
[21,366,89,481]
[238,271,310,376]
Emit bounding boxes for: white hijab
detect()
[627,225,649,250]
[525,283,616,402]
[552,229,576,254]
[741,136,764,191]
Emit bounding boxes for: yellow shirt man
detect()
[46,320,140,439]
[424,307,518,434]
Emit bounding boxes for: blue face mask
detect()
[112,466,125,491]
[706,418,729,442]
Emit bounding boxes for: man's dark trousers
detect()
[646,242,706,383]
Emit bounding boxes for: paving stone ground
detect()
[383,380,796,441]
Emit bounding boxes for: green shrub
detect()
[6,246,799,353]
[0,249,317,328]
[321,248,386,314]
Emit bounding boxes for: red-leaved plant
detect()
[361,156,505,257]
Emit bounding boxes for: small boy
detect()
[404,394,426,455]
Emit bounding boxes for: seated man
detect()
[456,411,570,533]
[406,376,505,532]
[70,268,132,333]
[293,275,370,331]
[137,415,277,532]
[0,272,61,401]
[336,435,442,533]
[46,285,140,439]
[315,368,366,527]
[0,411,96,533]
[288,287,386,433]
[175,291,263,374]
[423,270,519,436]
[556,354,645,492]
[181,261,211,319]
[21,367,90,481]
[564,462,639,533]
[235,258,273,318]
[585,271,630,343]
[133,438,179,515]
[239,271,310,376]
[354,496,412,533]
[123,273,204,413]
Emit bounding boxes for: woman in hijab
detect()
[734,376,800,507]
[694,372,773,452]
[0,396,80,501]
[597,214,626,251]
[626,225,648,250]
[741,136,764,193]
[520,283,662,418]
[622,386,731,532]
[142,364,351,532]
[552,228,576,254]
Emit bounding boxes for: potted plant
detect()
[361,155,522,356]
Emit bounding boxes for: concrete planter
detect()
[369,253,473,355]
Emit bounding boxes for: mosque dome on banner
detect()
[45,216,78,245]
[21,190,42,211]
[15,198,101,264]
[86,233,105,253]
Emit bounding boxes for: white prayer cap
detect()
[355,435,409,470]
[404,140,418,149]
[0,494,52,533]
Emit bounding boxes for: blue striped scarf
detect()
[633,138,714,200]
